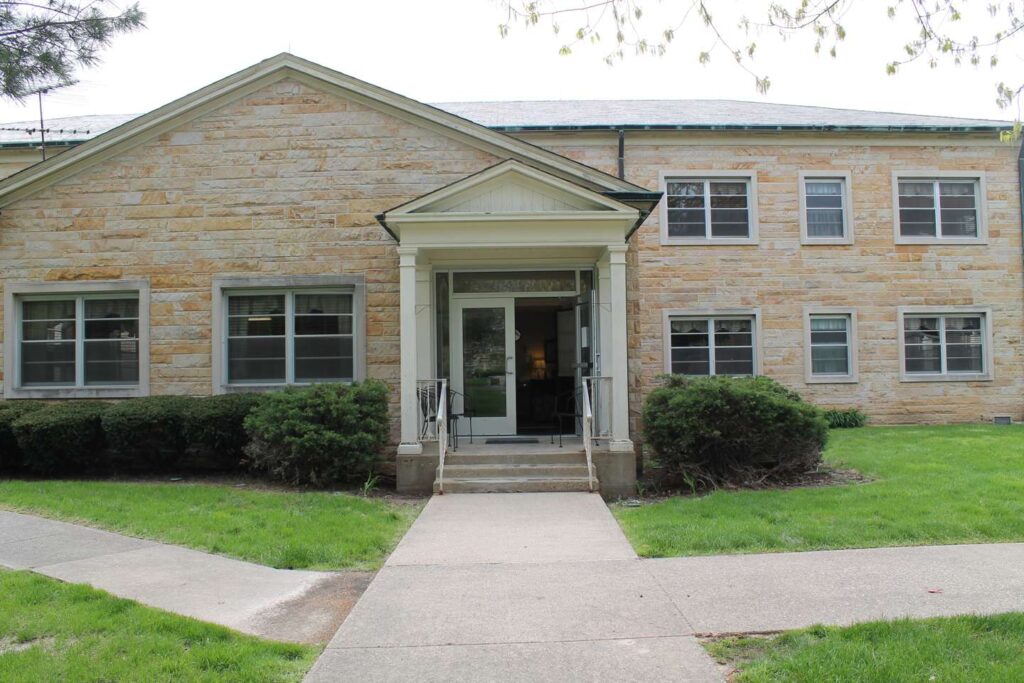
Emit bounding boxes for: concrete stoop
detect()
[433,448,599,494]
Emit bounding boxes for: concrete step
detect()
[444,450,586,466]
[434,476,597,494]
[440,463,591,479]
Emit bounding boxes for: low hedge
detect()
[182,393,262,471]
[12,402,110,475]
[102,396,191,472]
[244,381,390,486]
[2,384,392,482]
[0,401,46,471]
[825,408,868,429]
[643,375,828,488]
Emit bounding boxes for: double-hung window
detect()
[225,290,355,385]
[800,172,852,244]
[12,290,143,394]
[662,173,757,243]
[667,315,757,376]
[900,309,991,380]
[805,311,857,382]
[895,175,985,243]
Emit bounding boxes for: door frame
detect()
[451,297,517,435]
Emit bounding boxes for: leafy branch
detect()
[498,1,1024,120]
[0,1,145,101]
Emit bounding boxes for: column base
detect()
[397,442,423,455]
[608,439,634,453]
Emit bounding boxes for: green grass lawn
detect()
[706,613,1024,682]
[616,424,1024,557]
[0,480,420,570]
[0,570,317,682]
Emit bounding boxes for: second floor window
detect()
[666,178,752,240]
[897,178,980,240]
[803,178,848,240]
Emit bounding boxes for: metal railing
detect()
[585,375,613,440]
[437,379,448,494]
[581,377,598,492]
[416,378,449,494]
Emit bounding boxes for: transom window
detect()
[19,294,139,387]
[804,178,847,239]
[226,290,354,385]
[665,178,752,240]
[669,316,755,376]
[809,315,851,376]
[897,178,980,239]
[902,313,986,376]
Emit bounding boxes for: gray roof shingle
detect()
[0,113,137,145]
[0,99,1008,149]
[434,99,1010,130]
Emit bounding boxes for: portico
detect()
[377,160,649,495]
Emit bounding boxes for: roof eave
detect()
[487,124,1009,134]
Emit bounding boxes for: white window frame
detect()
[892,171,988,245]
[3,280,150,399]
[662,308,762,376]
[803,307,858,383]
[799,171,854,245]
[897,306,993,382]
[212,276,366,393]
[659,170,759,245]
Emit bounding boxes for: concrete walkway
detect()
[307,493,1024,682]
[0,510,350,644]
[307,493,724,681]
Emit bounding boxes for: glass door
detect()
[451,298,516,435]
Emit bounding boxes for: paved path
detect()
[307,493,1024,682]
[0,510,347,644]
[307,493,724,681]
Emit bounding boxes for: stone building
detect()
[0,54,1020,496]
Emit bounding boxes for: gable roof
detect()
[378,160,643,245]
[0,53,650,206]
[436,99,1012,132]
[385,159,639,216]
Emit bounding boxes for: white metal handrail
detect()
[436,379,448,494]
[581,377,596,492]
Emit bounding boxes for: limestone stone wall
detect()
[518,131,1024,426]
[0,78,499,441]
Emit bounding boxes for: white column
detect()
[397,246,422,455]
[415,264,433,379]
[605,245,633,452]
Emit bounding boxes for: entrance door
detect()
[451,298,516,435]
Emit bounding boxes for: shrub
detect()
[13,402,109,475]
[244,381,390,486]
[181,393,261,471]
[825,408,868,429]
[0,401,45,471]
[102,396,191,472]
[642,375,828,488]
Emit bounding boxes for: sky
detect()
[0,0,1019,125]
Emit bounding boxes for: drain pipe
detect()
[1019,140,1024,275]
[617,128,625,179]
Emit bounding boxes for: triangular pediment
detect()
[391,160,633,217]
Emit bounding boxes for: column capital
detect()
[605,244,628,264]
[397,246,419,266]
